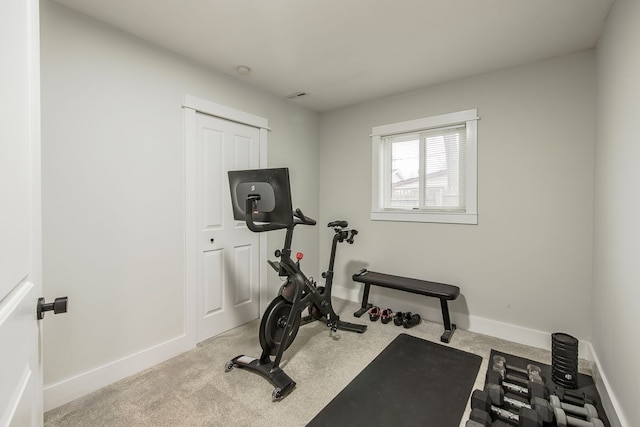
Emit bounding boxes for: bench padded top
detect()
[352,270,459,300]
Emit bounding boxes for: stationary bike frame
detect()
[225,196,366,401]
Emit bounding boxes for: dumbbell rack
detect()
[466,351,610,427]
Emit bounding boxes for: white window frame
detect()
[371,109,478,224]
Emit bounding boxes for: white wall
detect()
[318,51,596,346]
[40,0,319,409]
[593,0,640,424]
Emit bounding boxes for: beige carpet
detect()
[44,299,590,427]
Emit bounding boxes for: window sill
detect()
[370,210,477,225]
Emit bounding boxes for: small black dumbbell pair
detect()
[392,311,421,328]
[367,307,420,328]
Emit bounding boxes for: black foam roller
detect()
[551,332,578,389]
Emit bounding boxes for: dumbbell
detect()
[552,406,604,427]
[493,355,544,385]
[493,363,543,388]
[465,417,487,427]
[549,395,600,421]
[467,408,492,427]
[470,389,542,427]
[486,370,547,401]
[469,406,541,427]
[484,383,553,424]
[554,386,596,407]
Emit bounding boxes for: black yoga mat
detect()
[307,333,482,427]
[487,349,611,427]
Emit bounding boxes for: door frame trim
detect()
[183,95,270,130]
[183,95,268,345]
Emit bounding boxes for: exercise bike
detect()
[225,168,367,401]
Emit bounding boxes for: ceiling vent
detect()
[286,92,308,99]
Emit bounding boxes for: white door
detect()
[0,0,43,425]
[195,113,261,342]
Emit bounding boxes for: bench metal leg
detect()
[439,299,456,343]
[354,283,372,317]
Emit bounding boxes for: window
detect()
[371,109,478,224]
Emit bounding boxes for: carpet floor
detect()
[44,299,592,427]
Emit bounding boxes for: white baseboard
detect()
[588,343,627,427]
[43,333,194,412]
[464,314,593,358]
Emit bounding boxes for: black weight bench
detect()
[352,269,460,343]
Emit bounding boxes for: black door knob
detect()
[37,296,68,320]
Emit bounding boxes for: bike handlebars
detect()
[244,197,291,232]
[244,197,317,232]
[293,208,316,226]
[243,196,357,240]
